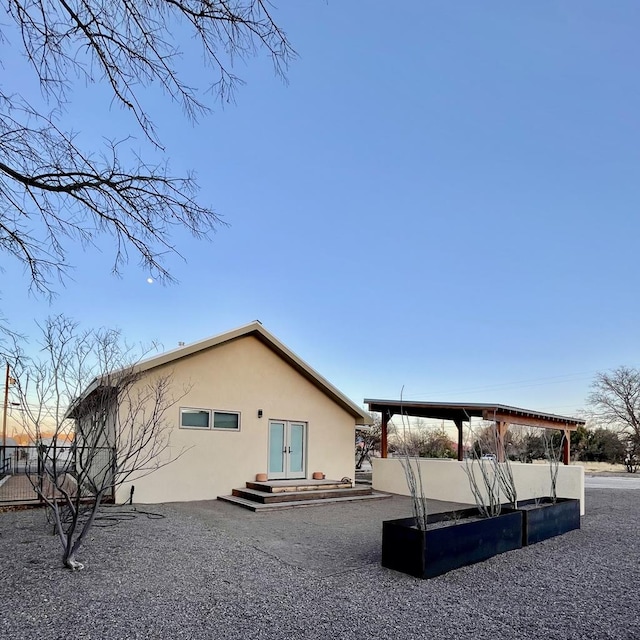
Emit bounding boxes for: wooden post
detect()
[455,419,464,461]
[496,421,508,462]
[381,412,388,458]
[563,429,570,465]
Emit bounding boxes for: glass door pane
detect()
[288,423,305,476]
[268,422,285,478]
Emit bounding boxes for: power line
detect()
[403,369,598,400]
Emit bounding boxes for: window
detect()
[213,411,240,430]
[180,408,240,431]
[181,408,210,429]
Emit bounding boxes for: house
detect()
[0,437,18,475]
[73,322,372,504]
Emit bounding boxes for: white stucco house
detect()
[73,322,372,504]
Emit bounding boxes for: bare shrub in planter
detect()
[516,429,580,545]
[382,507,523,579]
[542,430,565,503]
[382,410,523,578]
[393,405,428,531]
[464,420,518,515]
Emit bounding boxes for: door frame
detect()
[267,420,307,480]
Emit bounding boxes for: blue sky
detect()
[3,1,640,417]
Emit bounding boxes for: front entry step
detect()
[246,479,352,493]
[218,478,392,512]
[232,485,372,504]
[217,491,392,512]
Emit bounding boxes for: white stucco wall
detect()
[372,457,585,515]
[115,336,358,504]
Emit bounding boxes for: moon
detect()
[147,277,154,284]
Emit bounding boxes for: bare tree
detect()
[1,1,295,296]
[11,315,185,570]
[386,418,457,459]
[587,366,640,473]
[417,425,457,459]
[355,414,382,469]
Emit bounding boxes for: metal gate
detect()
[0,445,115,506]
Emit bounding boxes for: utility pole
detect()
[2,362,9,467]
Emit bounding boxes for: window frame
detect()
[212,410,241,431]
[179,407,241,432]
[179,407,212,430]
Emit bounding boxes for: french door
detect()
[268,420,306,480]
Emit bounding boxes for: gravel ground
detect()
[0,489,638,640]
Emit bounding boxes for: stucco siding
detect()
[116,335,357,504]
[372,458,586,515]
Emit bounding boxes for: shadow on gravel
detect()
[165,495,468,576]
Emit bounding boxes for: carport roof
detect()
[364,399,585,429]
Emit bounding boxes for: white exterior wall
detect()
[372,458,585,515]
[116,336,357,504]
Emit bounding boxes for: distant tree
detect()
[587,366,640,473]
[418,427,457,459]
[470,423,495,458]
[472,424,516,460]
[505,426,544,462]
[1,1,294,298]
[389,419,456,459]
[571,425,590,461]
[624,452,639,473]
[355,414,382,469]
[472,424,562,463]
[519,433,545,463]
[578,428,626,464]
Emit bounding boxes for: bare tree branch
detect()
[0,1,295,295]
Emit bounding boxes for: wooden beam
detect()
[496,421,508,462]
[483,410,579,431]
[381,412,389,459]
[563,429,570,465]
[455,419,464,461]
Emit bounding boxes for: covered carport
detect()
[364,399,585,464]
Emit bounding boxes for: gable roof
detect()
[135,322,372,425]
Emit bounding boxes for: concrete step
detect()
[246,479,352,493]
[217,491,392,512]
[232,486,372,504]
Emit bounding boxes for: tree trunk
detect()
[63,550,85,571]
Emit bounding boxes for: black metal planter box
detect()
[518,498,581,546]
[381,507,523,579]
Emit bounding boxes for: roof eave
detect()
[133,322,372,425]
